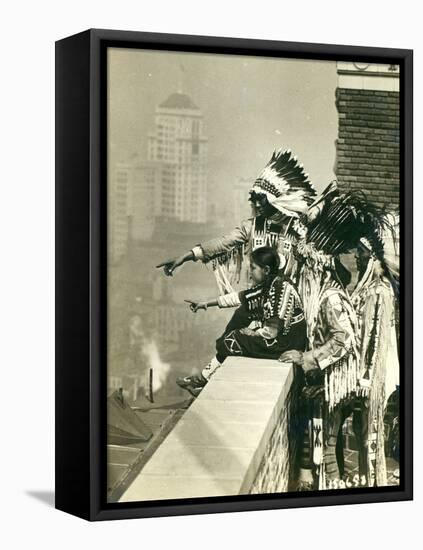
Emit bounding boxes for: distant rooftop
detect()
[159,92,199,110]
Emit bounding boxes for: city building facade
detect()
[335,62,400,210]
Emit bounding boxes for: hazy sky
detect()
[108,48,338,195]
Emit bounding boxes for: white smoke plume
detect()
[129,315,171,397]
[143,340,171,394]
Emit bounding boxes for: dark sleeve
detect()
[274,278,307,351]
[277,318,307,354]
[260,278,306,346]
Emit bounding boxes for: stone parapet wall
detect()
[249,396,291,494]
[120,357,296,502]
[250,371,301,494]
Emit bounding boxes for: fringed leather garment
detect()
[351,258,399,487]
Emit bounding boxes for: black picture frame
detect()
[55,28,413,521]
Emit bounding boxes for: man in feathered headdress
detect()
[349,214,400,487]
[157,149,316,289]
[156,150,316,395]
[280,185,386,490]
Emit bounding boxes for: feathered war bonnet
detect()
[299,181,398,282]
[357,213,399,281]
[250,149,317,217]
[307,184,393,253]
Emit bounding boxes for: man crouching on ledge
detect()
[177,246,307,397]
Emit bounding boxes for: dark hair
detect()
[251,246,280,278]
[334,257,352,288]
[249,190,267,204]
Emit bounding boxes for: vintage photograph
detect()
[106,48,400,503]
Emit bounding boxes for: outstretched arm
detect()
[156,219,253,277]
[184,299,219,313]
[192,219,252,263]
[156,251,195,276]
[185,290,242,313]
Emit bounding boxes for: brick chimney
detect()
[335,63,400,210]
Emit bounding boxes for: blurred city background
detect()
[107,49,339,406]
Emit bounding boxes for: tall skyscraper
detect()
[148,92,208,223]
[129,92,208,241]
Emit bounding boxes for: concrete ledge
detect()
[120,357,294,502]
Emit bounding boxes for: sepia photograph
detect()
[105,47,401,503]
[2,0,419,541]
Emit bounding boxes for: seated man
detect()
[177,247,307,397]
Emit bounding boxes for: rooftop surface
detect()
[107,398,192,501]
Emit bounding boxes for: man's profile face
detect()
[249,192,278,218]
[355,244,372,278]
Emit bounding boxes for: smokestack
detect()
[132,377,139,402]
[149,368,154,403]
